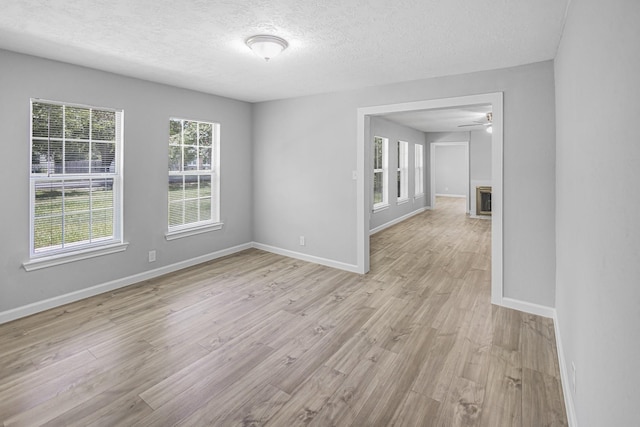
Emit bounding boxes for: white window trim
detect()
[165,221,224,241]
[23,241,129,272]
[373,136,389,211]
[168,118,220,234]
[397,141,409,203]
[28,99,124,262]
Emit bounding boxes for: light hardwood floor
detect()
[0,197,567,426]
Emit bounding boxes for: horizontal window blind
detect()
[168,118,219,231]
[30,99,123,256]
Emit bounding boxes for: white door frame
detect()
[356,92,503,305]
[430,141,470,212]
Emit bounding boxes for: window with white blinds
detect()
[397,141,409,202]
[168,118,220,235]
[373,136,389,211]
[29,99,123,257]
[415,143,424,197]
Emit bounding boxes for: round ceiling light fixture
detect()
[245,35,289,61]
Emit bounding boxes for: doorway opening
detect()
[356,93,503,305]
[430,141,470,213]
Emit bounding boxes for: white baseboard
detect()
[252,242,360,274]
[553,311,578,427]
[435,193,466,198]
[370,207,428,235]
[0,242,253,325]
[500,297,555,318]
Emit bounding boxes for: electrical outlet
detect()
[571,362,576,393]
[299,236,305,246]
[148,250,156,263]
[352,170,357,180]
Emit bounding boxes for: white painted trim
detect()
[500,297,555,318]
[252,243,360,274]
[553,311,578,427]
[23,242,129,272]
[1,242,253,325]
[372,203,389,213]
[357,92,503,301]
[165,222,224,241]
[435,193,466,198]
[370,207,428,235]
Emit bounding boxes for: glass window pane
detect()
[169,202,183,226]
[91,142,116,173]
[374,172,383,204]
[183,121,197,145]
[65,106,90,140]
[169,146,182,172]
[64,141,90,173]
[199,198,211,221]
[169,177,184,202]
[92,208,113,240]
[31,140,62,174]
[64,212,91,245]
[183,147,197,170]
[64,182,90,213]
[34,215,63,251]
[184,199,199,224]
[199,122,212,146]
[184,175,198,199]
[91,110,115,141]
[199,175,211,197]
[91,179,114,210]
[169,119,182,143]
[32,103,63,138]
[199,147,211,170]
[35,181,63,217]
[397,171,401,198]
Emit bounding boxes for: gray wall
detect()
[434,145,467,196]
[254,61,556,306]
[469,130,492,181]
[554,0,640,425]
[369,117,427,230]
[0,49,253,313]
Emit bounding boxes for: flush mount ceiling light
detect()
[246,35,289,61]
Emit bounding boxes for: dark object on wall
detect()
[477,186,492,215]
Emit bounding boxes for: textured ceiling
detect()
[0,0,569,102]
[380,105,493,133]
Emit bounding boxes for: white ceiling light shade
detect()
[246,35,289,61]
[486,125,493,134]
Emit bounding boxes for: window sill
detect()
[372,204,389,213]
[414,193,425,200]
[23,241,129,272]
[165,222,224,241]
[397,198,410,205]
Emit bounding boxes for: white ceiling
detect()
[379,104,493,133]
[0,0,569,103]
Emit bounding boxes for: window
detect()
[373,136,388,211]
[167,118,221,238]
[29,99,123,259]
[397,141,409,203]
[415,143,424,197]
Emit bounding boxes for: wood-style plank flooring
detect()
[0,197,567,426]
